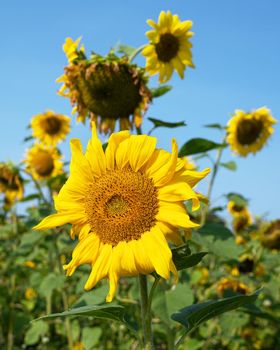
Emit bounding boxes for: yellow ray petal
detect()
[33,212,82,230]
[105,131,131,170]
[85,126,106,176]
[128,135,157,172]
[84,244,112,291]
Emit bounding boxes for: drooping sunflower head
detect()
[142,10,194,83]
[0,162,24,202]
[57,38,152,134]
[226,107,277,157]
[227,201,250,217]
[31,110,71,146]
[24,144,63,180]
[34,126,210,301]
[232,211,253,233]
[261,220,280,250]
[216,277,250,296]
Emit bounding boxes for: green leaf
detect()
[150,85,172,98]
[148,117,186,129]
[220,161,237,171]
[166,283,194,318]
[20,194,41,202]
[23,135,34,142]
[204,123,225,130]
[172,245,207,271]
[20,231,42,247]
[39,273,65,298]
[117,44,136,57]
[171,289,261,333]
[179,138,226,157]
[82,327,102,350]
[24,320,48,345]
[226,192,248,206]
[34,304,125,323]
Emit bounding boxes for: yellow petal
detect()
[128,135,157,172]
[105,131,131,171]
[84,244,112,291]
[85,126,106,176]
[33,212,82,230]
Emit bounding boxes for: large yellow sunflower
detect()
[0,162,24,202]
[57,37,151,134]
[142,11,194,83]
[227,107,277,156]
[24,144,63,180]
[34,126,210,302]
[31,110,71,146]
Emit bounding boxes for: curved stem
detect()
[22,169,50,206]
[139,275,153,350]
[129,44,147,63]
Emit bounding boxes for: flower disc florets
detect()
[57,38,152,134]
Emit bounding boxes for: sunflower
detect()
[261,220,280,250]
[142,11,194,83]
[216,277,250,296]
[232,212,253,233]
[0,162,24,202]
[227,201,250,218]
[34,126,210,302]
[25,288,37,300]
[31,110,71,146]
[57,38,151,134]
[227,107,277,156]
[24,144,63,180]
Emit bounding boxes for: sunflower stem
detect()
[129,44,147,63]
[201,136,226,225]
[139,275,154,350]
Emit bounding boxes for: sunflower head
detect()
[237,255,255,274]
[232,212,253,233]
[142,10,194,83]
[57,39,152,134]
[31,111,71,146]
[227,107,277,156]
[0,162,24,202]
[261,220,280,250]
[24,144,63,180]
[217,277,250,296]
[25,288,37,300]
[34,126,210,301]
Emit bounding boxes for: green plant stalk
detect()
[139,275,153,350]
[129,44,147,63]
[201,136,226,225]
[53,238,73,349]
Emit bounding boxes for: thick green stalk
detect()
[139,275,153,350]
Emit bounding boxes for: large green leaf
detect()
[24,320,48,345]
[148,117,186,129]
[171,289,260,333]
[34,304,125,323]
[82,327,102,350]
[39,273,65,298]
[226,192,249,206]
[179,138,226,157]
[172,245,207,271]
[150,85,172,98]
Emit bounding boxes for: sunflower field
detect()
[1,2,279,350]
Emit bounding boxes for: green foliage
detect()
[150,85,172,98]
[220,161,237,171]
[171,289,260,333]
[148,117,186,130]
[24,320,48,345]
[179,138,226,157]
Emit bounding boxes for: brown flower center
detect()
[42,116,62,135]
[84,169,158,245]
[155,33,180,62]
[33,150,54,177]
[236,118,263,145]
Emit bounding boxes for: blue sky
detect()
[1,0,279,219]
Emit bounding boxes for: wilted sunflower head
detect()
[31,110,71,146]
[142,10,194,83]
[217,277,250,296]
[24,144,63,180]
[237,255,255,274]
[261,220,280,250]
[57,38,152,134]
[232,212,253,233]
[227,107,277,157]
[34,125,210,301]
[0,162,24,202]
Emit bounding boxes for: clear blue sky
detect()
[1,0,279,219]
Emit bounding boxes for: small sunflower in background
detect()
[57,37,152,134]
[227,107,277,157]
[142,10,194,83]
[31,110,71,146]
[216,277,250,296]
[0,162,24,202]
[24,144,63,180]
[25,288,37,300]
[260,220,280,250]
[34,125,210,302]
[227,200,250,218]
